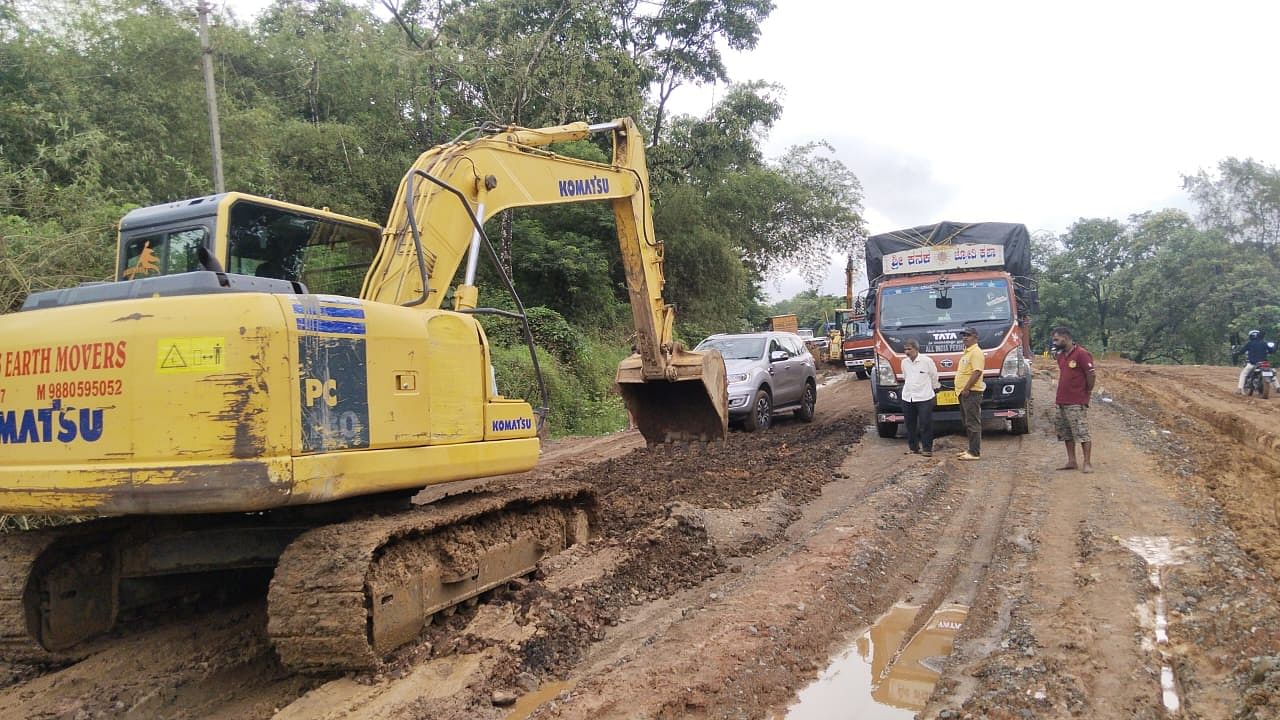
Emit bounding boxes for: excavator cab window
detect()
[227,200,380,297]
[121,227,209,280]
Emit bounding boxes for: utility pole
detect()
[197,0,225,193]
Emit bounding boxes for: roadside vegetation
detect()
[3,1,1278,437]
[0,0,865,435]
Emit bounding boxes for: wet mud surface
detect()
[1,364,1279,719]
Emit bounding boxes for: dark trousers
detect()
[960,392,982,456]
[903,399,935,452]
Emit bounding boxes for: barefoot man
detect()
[1052,326,1096,473]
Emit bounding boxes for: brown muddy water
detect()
[781,602,969,719]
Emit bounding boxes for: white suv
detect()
[695,332,818,432]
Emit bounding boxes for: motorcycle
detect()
[1245,356,1276,399]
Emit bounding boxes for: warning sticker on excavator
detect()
[156,336,226,374]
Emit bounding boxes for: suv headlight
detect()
[875,355,898,386]
[1001,346,1027,378]
[726,372,749,384]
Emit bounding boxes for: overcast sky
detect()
[223,0,1279,299]
[663,0,1280,298]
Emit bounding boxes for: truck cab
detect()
[840,314,875,378]
[864,224,1034,438]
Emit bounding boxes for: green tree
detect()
[1183,157,1280,253]
[1108,211,1223,363]
[1046,218,1149,353]
[766,289,845,332]
[610,0,774,142]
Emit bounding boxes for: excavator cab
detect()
[116,193,381,294]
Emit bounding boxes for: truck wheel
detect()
[742,389,772,433]
[794,381,816,422]
[855,368,868,380]
[876,420,898,439]
[1010,415,1030,435]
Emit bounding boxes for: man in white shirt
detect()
[901,338,941,456]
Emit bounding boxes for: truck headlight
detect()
[726,372,749,384]
[1001,347,1027,378]
[875,355,898,386]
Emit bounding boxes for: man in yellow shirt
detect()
[955,326,986,460]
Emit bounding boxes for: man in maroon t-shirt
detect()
[1052,326,1096,473]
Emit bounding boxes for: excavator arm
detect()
[362,118,727,442]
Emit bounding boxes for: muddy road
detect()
[2,362,1279,719]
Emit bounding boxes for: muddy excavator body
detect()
[0,117,724,669]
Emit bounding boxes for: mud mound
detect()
[565,416,866,536]
[503,416,867,678]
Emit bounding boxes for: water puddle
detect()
[782,602,969,719]
[1121,535,1191,715]
[503,680,576,720]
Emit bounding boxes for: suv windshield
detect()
[879,279,1011,328]
[697,337,765,360]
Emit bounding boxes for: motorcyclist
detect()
[1236,329,1275,394]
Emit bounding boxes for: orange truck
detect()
[865,222,1035,438]
[840,309,875,379]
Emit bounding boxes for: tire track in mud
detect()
[272,378,876,719]
[1103,365,1280,578]
[1096,365,1280,718]
[928,368,1280,720]
[511,397,1029,719]
[535,461,955,718]
[0,373,882,720]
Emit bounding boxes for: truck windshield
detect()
[879,279,1011,328]
[843,320,872,340]
[696,337,765,360]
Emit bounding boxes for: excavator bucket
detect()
[616,347,729,444]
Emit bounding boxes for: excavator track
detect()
[267,484,595,674]
[0,528,66,664]
[0,520,119,665]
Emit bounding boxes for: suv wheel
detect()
[742,389,772,433]
[794,381,816,422]
[876,420,898,439]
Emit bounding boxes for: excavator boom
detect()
[365,117,727,442]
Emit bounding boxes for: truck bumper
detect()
[873,377,1031,423]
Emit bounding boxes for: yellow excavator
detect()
[0,117,726,671]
